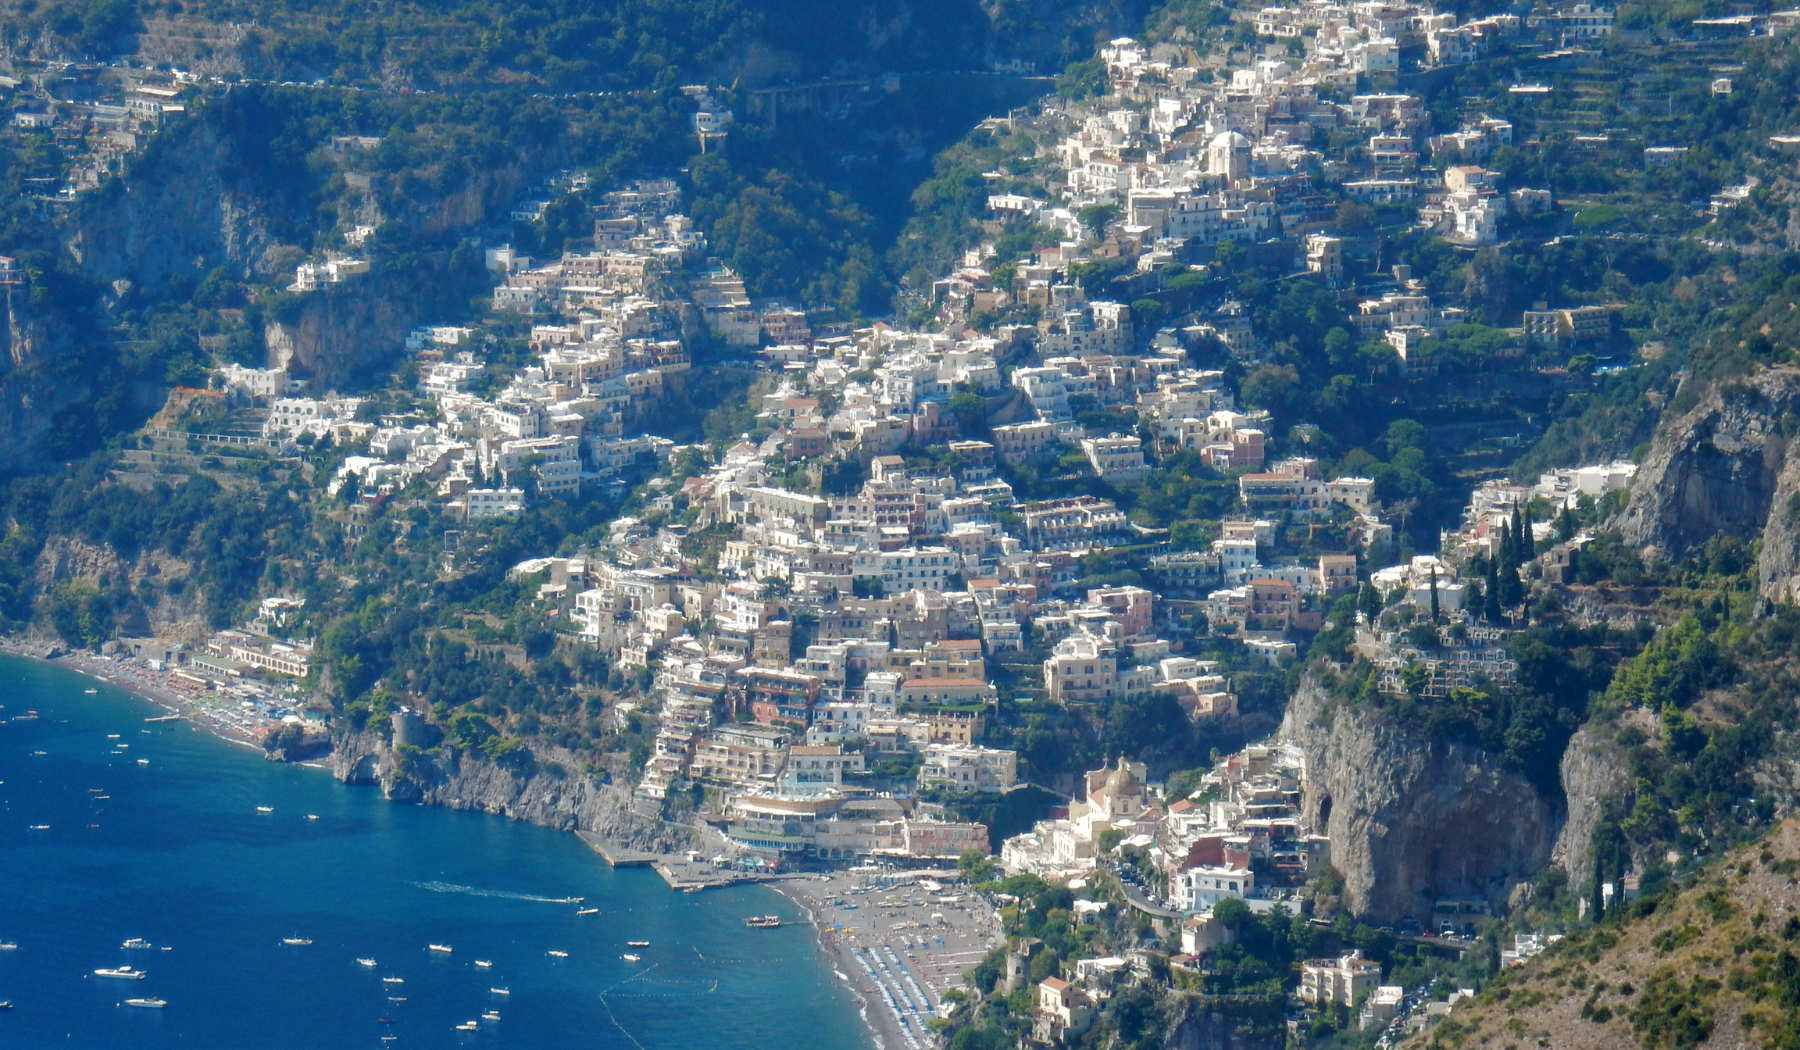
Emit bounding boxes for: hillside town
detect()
[9,0,1780,1043]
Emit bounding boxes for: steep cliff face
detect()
[0,286,88,472]
[331,732,692,853]
[1283,676,1562,923]
[1549,725,1632,894]
[1614,365,1800,603]
[265,258,479,386]
[63,116,282,294]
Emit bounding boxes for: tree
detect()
[1485,558,1503,623]
[1359,581,1382,623]
[1212,897,1252,926]
[1429,566,1440,624]
[1240,364,1301,417]
[1076,204,1121,240]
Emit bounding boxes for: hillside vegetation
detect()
[0,0,1154,89]
[1414,818,1800,1050]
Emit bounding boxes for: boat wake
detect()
[411,880,584,904]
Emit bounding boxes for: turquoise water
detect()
[0,656,868,1049]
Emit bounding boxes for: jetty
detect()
[576,831,655,867]
[574,831,803,893]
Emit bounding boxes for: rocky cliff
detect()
[265,257,479,386]
[1282,675,1562,923]
[1614,365,1800,603]
[330,731,693,854]
[1549,725,1632,894]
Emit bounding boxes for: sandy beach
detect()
[771,870,1004,1050]
[0,639,285,748]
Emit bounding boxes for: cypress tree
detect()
[1429,566,1440,623]
[1513,504,1530,563]
[1359,582,1381,623]
[1485,557,1502,622]
[1559,504,1579,542]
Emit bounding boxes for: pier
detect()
[576,831,656,867]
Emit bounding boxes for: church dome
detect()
[1105,757,1140,798]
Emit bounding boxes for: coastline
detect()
[2,638,963,1050]
[768,871,1003,1050]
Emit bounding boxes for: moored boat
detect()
[94,967,146,979]
[124,997,166,1008]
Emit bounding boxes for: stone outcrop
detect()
[1282,675,1561,923]
[329,731,692,854]
[1161,994,1284,1050]
[1550,725,1632,893]
[1614,365,1800,604]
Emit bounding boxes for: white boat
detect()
[94,967,146,979]
[28,825,49,831]
[622,953,640,962]
[482,1011,501,1021]
[136,759,148,765]
[84,689,97,695]
[356,958,377,967]
[474,960,492,968]
[305,815,319,821]
[455,1021,479,1031]
[0,942,17,951]
[255,807,273,814]
[576,908,599,916]
[427,944,453,953]
[382,977,405,984]
[626,941,649,947]
[545,950,568,958]
[121,939,152,950]
[280,938,312,946]
[489,987,510,995]
[124,997,166,1008]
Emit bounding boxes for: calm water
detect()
[0,656,867,1050]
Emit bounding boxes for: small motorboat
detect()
[622,953,640,962]
[545,950,568,958]
[121,939,152,950]
[482,1011,502,1021]
[427,944,453,953]
[627,941,650,947]
[281,938,312,946]
[382,977,405,985]
[455,1021,479,1031]
[489,987,510,995]
[357,958,377,967]
[0,943,17,951]
[306,814,319,821]
[474,960,492,969]
[256,807,274,814]
[124,998,166,1009]
[576,908,599,916]
[94,967,146,980]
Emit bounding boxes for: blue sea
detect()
[0,655,869,1049]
